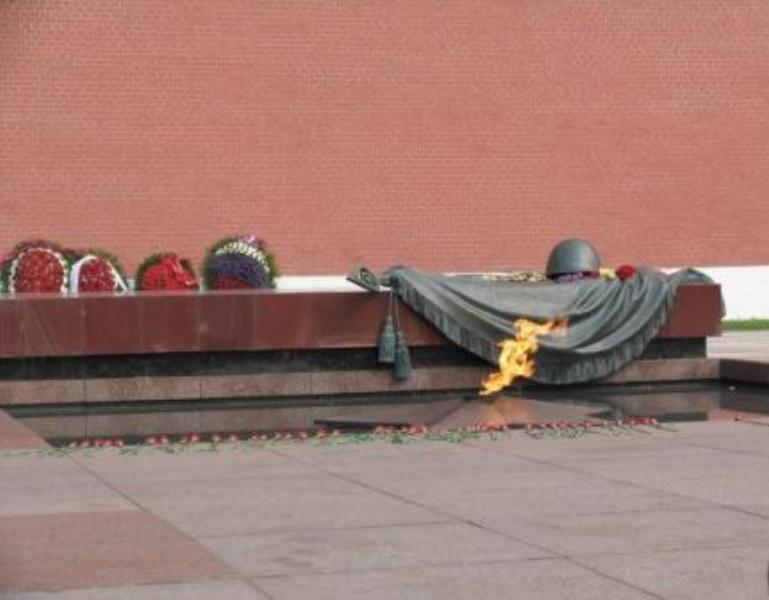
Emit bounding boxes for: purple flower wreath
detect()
[203,236,278,290]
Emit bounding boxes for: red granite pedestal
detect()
[0,285,723,439]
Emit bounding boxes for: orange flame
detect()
[480,318,568,396]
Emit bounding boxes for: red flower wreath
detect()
[79,258,115,292]
[76,257,118,292]
[10,248,68,293]
[137,254,198,291]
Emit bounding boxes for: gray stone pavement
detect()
[709,330,769,361]
[3,418,769,599]
[2,331,769,599]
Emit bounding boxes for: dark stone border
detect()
[4,357,765,442]
[0,338,703,382]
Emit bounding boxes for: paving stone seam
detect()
[564,468,769,526]
[266,446,670,598]
[679,439,769,460]
[196,519,456,540]
[455,441,769,597]
[464,441,769,526]
[5,579,274,600]
[483,504,716,520]
[249,556,667,599]
[250,554,563,581]
[563,541,769,561]
[246,579,277,600]
[64,454,275,599]
[712,505,769,523]
[267,446,560,556]
[567,558,668,600]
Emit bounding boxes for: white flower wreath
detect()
[69,255,128,294]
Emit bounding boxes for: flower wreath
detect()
[0,240,77,294]
[203,235,278,290]
[69,250,128,294]
[135,253,199,292]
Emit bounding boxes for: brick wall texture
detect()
[1,1,768,275]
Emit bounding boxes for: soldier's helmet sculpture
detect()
[545,239,602,281]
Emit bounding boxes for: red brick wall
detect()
[2,1,768,276]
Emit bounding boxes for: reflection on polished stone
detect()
[603,387,769,422]
[317,384,769,430]
[317,396,605,430]
[431,397,602,430]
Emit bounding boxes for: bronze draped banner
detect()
[376,267,721,385]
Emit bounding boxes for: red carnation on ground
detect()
[616,264,637,281]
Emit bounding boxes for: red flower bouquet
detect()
[616,264,638,281]
[136,253,198,291]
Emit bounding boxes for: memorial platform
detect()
[0,284,724,439]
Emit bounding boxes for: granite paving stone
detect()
[0,479,135,518]
[0,511,236,593]
[307,450,593,496]
[200,522,552,578]
[0,511,192,548]
[624,468,769,507]
[0,455,134,517]
[1,539,236,594]
[71,445,317,485]
[253,558,657,600]
[576,546,769,600]
[559,444,769,488]
[5,580,268,600]
[480,506,769,557]
[6,398,769,597]
[0,455,98,487]
[272,437,479,464]
[111,472,443,537]
[399,479,709,521]
[673,429,769,458]
[732,504,769,519]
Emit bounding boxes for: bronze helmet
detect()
[545,239,601,278]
